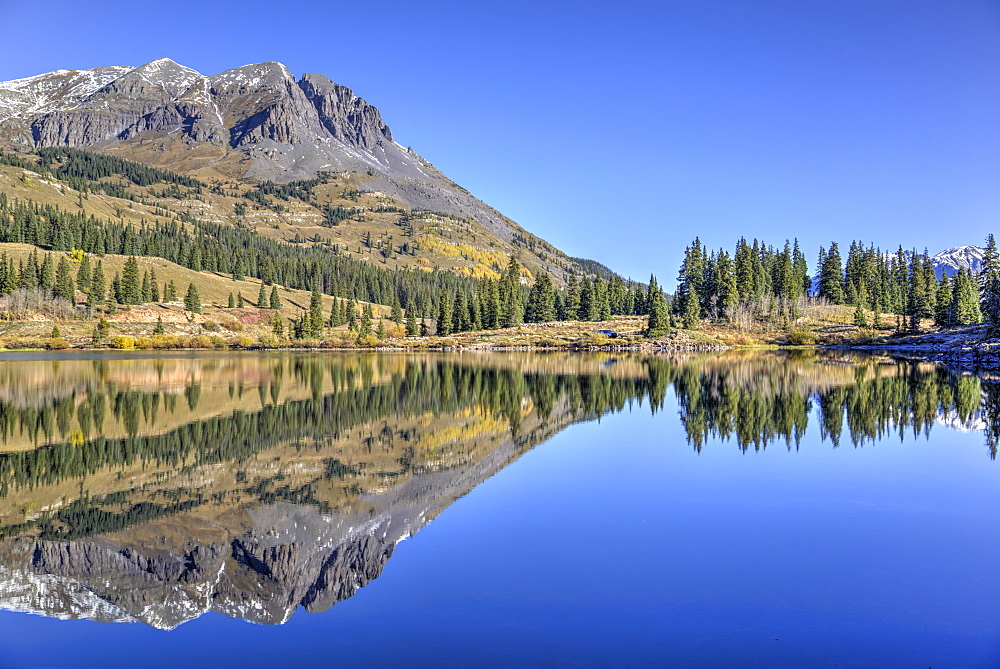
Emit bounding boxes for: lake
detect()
[0,350,997,667]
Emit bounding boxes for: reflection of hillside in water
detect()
[0,351,997,629]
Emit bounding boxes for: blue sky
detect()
[0,0,997,286]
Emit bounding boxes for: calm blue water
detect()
[0,352,997,667]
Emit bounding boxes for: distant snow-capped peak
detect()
[932,245,984,278]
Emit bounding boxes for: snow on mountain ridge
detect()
[932,245,984,277]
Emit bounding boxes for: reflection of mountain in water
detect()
[0,351,998,629]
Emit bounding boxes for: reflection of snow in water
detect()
[936,408,986,433]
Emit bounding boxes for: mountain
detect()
[0,59,595,283]
[932,246,984,278]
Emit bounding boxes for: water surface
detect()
[0,350,997,667]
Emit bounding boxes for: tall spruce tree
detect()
[184,283,201,313]
[437,288,452,335]
[526,273,556,323]
[819,242,845,304]
[309,288,324,336]
[54,257,74,302]
[645,275,669,336]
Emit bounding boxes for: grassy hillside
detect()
[0,147,588,285]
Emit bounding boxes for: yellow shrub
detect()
[109,335,135,349]
[787,330,818,346]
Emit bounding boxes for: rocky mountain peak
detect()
[0,59,551,251]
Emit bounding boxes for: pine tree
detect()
[309,288,324,336]
[953,268,982,325]
[525,273,556,323]
[981,234,1000,324]
[164,280,177,302]
[564,275,581,320]
[437,288,452,335]
[935,275,952,326]
[257,283,268,308]
[121,256,140,304]
[346,298,357,330]
[675,238,706,314]
[228,293,235,308]
[714,250,737,321]
[390,293,403,324]
[184,283,201,313]
[578,278,595,321]
[359,303,373,337]
[376,318,386,339]
[54,257,75,302]
[852,302,868,328]
[154,316,165,334]
[406,312,419,336]
[819,242,845,304]
[90,261,106,305]
[76,254,92,298]
[149,270,159,302]
[594,275,611,320]
[270,286,281,310]
[645,275,669,336]
[39,254,54,293]
[499,254,524,327]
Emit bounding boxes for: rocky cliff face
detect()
[0,59,524,243]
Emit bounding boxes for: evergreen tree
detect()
[981,234,1000,324]
[451,292,468,332]
[121,256,140,304]
[437,288,452,335]
[953,268,982,325]
[164,280,177,302]
[675,238,706,314]
[309,288,324,336]
[19,252,37,289]
[54,257,75,302]
[154,316,165,334]
[184,283,201,313]
[39,254,54,293]
[499,254,524,327]
[76,254,92,298]
[90,261,106,305]
[564,275,581,320]
[149,269,159,302]
[578,278,595,321]
[594,275,611,320]
[935,275,953,326]
[406,312,419,336]
[359,302,373,337]
[645,275,669,336]
[270,286,281,310]
[346,298,357,330]
[228,292,235,308]
[390,293,403,324]
[525,273,556,323]
[713,250,737,320]
[257,283,268,308]
[852,302,868,328]
[818,242,845,304]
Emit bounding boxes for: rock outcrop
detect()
[0,58,526,243]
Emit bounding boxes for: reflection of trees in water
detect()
[667,358,991,455]
[1,354,998,520]
[0,359,657,503]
